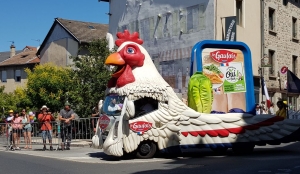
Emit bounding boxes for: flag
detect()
[287,70,300,93]
[261,77,271,108]
[221,63,229,66]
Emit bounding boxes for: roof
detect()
[0,46,39,67]
[0,50,22,63]
[37,18,108,55]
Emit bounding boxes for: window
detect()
[15,70,21,82]
[268,50,275,75]
[293,17,297,38]
[288,96,297,111]
[186,5,202,32]
[292,55,298,75]
[1,71,7,82]
[269,8,275,31]
[283,0,288,6]
[236,0,243,26]
[88,26,95,29]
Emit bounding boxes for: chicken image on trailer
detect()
[92,30,300,159]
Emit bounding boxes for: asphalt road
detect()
[1,142,300,174]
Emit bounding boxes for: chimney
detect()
[10,44,16,58]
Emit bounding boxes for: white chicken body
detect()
[101,35,300,158]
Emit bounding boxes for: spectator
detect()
[255,104,261,115]
[38,105,55,151]
[5,110,14,134]
[21,109,32,149]
[91,103,100,134]
[269,103,275,115]
[5,110,14,150]
[12,111,23,150]
[59,101,75,150]
[276,101,287,119]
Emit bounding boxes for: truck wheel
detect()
[136,141,157,159]
[232,144,254,155]
[211,147,228,155]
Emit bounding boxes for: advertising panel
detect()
[201,48,246,112]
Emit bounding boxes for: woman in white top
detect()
[21,109,32,149]
[269,103,275,115]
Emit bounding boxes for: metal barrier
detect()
[0,117,99,151]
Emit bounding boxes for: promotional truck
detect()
[92,30,300,159]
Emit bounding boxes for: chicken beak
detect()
[105,52,125,66]
[105,52,126,78]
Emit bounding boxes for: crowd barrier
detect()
[0,117,99,151]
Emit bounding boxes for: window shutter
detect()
[15,70,21,77]
[172,10,179,36]
[199,4,206,30]
[149,17,155,40]
[1,71,7,82]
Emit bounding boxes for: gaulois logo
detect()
[210,50,237,63]
[130,121,152,134]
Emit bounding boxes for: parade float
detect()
[92,30,300,159]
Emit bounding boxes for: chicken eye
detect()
[126,47,135,54]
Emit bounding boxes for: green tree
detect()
[69,38,113,117]
[0,86,19,117]
[25,63,72,112]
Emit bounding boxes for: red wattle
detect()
[116,64,135,87]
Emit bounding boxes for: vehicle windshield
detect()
[102,94,125,116]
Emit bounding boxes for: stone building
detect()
[262,0,300,110]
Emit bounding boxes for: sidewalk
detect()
[0,145,170,164]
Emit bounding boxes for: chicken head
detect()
[105,30,145,88]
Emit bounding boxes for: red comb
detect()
[115,30,144,47]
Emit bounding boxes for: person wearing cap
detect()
[5,110,14,144]
[58,101,75,150]
[38,105,55,151]
[276,101,287,119]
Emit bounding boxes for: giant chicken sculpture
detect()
[99,30,300,158]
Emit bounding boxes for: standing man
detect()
[58,101,75,150]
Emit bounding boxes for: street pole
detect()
[260,67,263,103]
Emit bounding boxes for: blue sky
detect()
[0,0,109,52]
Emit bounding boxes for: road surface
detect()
[1,142,300,174]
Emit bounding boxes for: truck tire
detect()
[211,147,228,155]
[232,144,254,155]
[136,141,157,159]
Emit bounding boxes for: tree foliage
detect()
[69,38,112,117]
[0,86,19,117]
[25,63,72,112]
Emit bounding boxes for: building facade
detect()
[262,0,300,110]
[37,18,108,67]
[102,0,300,110]
[0,45,39,93]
